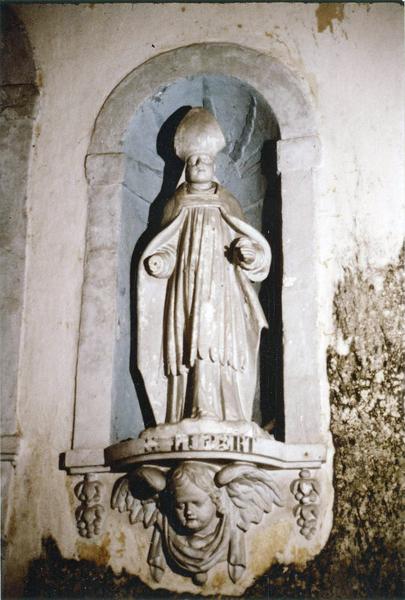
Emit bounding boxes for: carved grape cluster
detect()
[291,469,320,540]
[74,474,105,538]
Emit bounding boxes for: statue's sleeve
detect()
[137,210,185,424]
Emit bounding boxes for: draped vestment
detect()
[138,183,271,424]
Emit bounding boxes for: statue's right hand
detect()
[145,252,174,278]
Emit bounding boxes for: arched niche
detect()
[65,44,322,473]
[122,74,281,440]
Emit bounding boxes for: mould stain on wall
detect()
[315,3,345,34]
[76,532,111,567]
[23,247,403,598]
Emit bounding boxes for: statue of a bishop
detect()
[138,108,271,425]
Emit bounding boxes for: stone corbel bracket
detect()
[111,460,286,585]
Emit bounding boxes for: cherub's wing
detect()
[215,463,283,532]
[111,475,143,524]
[111,475,159,528]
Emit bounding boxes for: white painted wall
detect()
[5,3,404,594]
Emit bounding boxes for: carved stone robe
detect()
[148,512,246,583]
[138,183,271,424]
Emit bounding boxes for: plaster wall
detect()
[4,3,404,596]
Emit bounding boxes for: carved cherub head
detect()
[167,462,224,534]
[112,461,283,585]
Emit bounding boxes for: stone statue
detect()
[105,106,325,588]
[112,461,282,584]
[138,108,271,425]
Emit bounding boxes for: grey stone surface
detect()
[281,169,321,443]
[74,184,122,449]
[277,135,321,172]
[112,184,145,440]
[85,153,125,187]
[89,44,316,156]
[124,74,278,228]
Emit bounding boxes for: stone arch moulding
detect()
[62,43,324,474]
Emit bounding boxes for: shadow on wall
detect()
[259,139,284,439]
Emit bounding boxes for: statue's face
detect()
[186,154,214,184]
[174,480,217,532]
